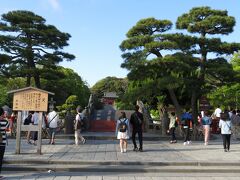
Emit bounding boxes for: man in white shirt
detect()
[47,108,59,145]
[214,106,222,119]
[74,106,86,145]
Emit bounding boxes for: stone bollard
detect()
[64,111,75,134]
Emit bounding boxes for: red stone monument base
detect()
[89,120,116,132]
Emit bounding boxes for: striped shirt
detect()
[0,118,9,146]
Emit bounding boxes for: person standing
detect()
[219,112,232,152]
[201,111,212,145]
[168,112,178,144]
[230,110,240,140]
[0,107,9,179]
[116,112,130,153]
[47,108,59,145]
[214,106,222,120]
[181,109,193,145]
[74,107,86,145]
[31,111,39,146]
[130,105,144,152]
[24,111,33,144]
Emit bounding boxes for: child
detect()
[116,112,130,153]
[219,112,232,152]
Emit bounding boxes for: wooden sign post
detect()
[8,87,54,154]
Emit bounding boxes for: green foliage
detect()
[231,51,240,78]
[0,84,7,106]
[150,109,160,120]
[91,76,128,98]
[208,84,240,110]
[176,6,235,35]
[120,7,240,118]
[0,66,90,109]
[42,67,90,107]
[0,10,75,88]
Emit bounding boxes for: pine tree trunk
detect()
[191,90,198,140]
[34,74,41,88]
[168,88,182,118]
[26,75,31,86]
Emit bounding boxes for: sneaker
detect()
[224,149,227,152]
[138,148,143,152]
[123,149,127,153]
[133,147,138,151]
[204,142,208,146]
[187,141,192,145]
[120,149,123,153]
[183,142,187,146]
[172,140,177,143]
[82,139,86,144]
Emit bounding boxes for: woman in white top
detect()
[219,112,232,152]
[115,112,130,153]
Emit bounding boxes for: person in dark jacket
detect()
[181,109,193,145]
[130,105,144,152]
[0,107,9,179]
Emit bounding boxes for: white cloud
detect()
[48,0,61,11]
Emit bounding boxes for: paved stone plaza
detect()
[2,133,240,179]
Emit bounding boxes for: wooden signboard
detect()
[13,89,48,112]
[8,87,54,155]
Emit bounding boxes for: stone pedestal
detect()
[64,111,75,134]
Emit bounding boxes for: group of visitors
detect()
[22,108,60,145]
[167,107,240,152]
[114,104,240,154]
[115,105,144,153]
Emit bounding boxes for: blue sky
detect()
[1,0,240,87]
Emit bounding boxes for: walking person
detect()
[130,105,144,152]
[168,112,178,144]
[181,109,193,145]
[47,108,59,145]
[74,107,86,145]
[0,107,9,179]
[213,106,222,120]
[201,111,212,146]
[115,112,130,153]
[219,112,232,152]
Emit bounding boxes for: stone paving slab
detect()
[4,136,240,164]
[2,171,240,180]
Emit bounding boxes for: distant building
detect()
[101,92,118,106]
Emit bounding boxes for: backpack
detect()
[119,119,128,132]
[24,114,32,125]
